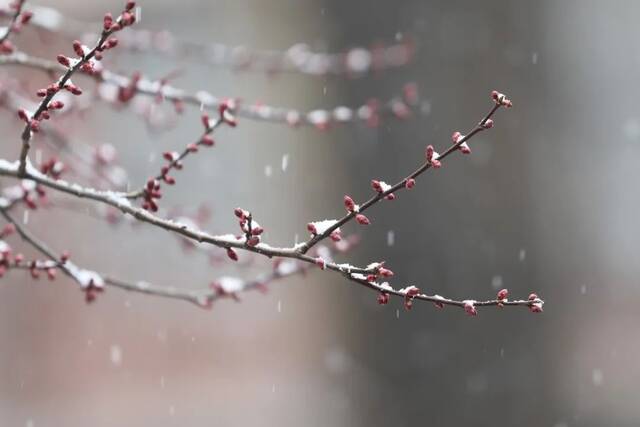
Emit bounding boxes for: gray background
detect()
[1,0,639,426]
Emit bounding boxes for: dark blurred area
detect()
[1,0,639,426]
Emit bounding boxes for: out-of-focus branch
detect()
[0,0,31,54]
[12,1,415,78]
[0,51,421,129]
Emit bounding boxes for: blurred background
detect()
[1,0,639,426]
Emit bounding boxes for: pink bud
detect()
[329,230,341,242]
[307,223,317,235]
[491,90,500,101]
[226,247,238,261]
[47,268,57,280]
[29,119,39,132]
[65,84,82,95]
[405,178,415,189]
[377,292,390,305]
[247,236,260,247]
[17,109,28,122]
[103,13,113,31]
[482,119,494,129]
[355,214,370,225]
[343,195,356,212]
[49,100,64,110]
[105,38,118,49]
[378,267,394,278]
[234,208,246,219]
[200,135,215,146]
[452,131,462,143]
[529,303,543,313]
[497,288,508,300]
[385,193,396,201]
[56,54,70,67]
[126,1,136,11]
[60,251,70,263]
[36,89,47,97]
[20,11,33,24]
[366,274,376,282]
[72,40,84,57]
[464,301,477,316]
[315,257,326,270]
[371,179,382,193]
[405,286,420,298]
[528,293,538,301]
[201,114,210,130]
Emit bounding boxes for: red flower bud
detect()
[464,301,477,316]
[497,288,508,300]
[17,109,28,122]
[405,178,415,189]
[49,100,64,110]
[56,54,70,67]
[103,13,113,31]
[201,135,215,146]
[355,214,370,225]
[343,195,356,212]
[315,257,326,269]
[72,40,84,57]
[226,247,238,261]
[378,267,394,278]
[377,292,390,305]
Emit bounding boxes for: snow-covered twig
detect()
[0,51,421,129]
[15,2,137,175]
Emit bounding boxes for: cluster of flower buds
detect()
[371,180,395,200]
[218,99,238,127]
[18,99,65,133]
[39,156,65,179]
[342,195,370,226]
[306,219,341,241]
[234,208,264,247]
[84,279,104,303]
[425,145,441,168]
[117,71,141,103]
[377,292,390,305]
[365,262,394,282]
[491,90,513,108]
[103,1,137,33]
[402,285,421,310]
[451,131,471,154]
[2,180,46,209]
[142,179,162,211]
[528,293,544,313]
[0,1,32,54]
